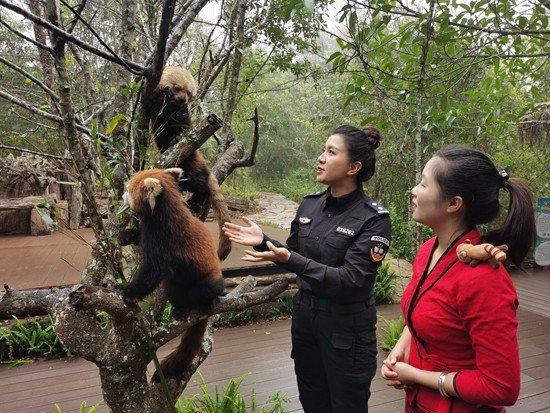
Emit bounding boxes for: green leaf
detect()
[518,16,528,29]
[34,205,54,229]
[138,299,150,311]
[105,114,124,136]
[349,11,358,36]
[303,0,315,12]
[326,51,342,63]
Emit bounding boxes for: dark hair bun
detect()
[362,125,382,149]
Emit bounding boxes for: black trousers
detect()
[291,291,378,413]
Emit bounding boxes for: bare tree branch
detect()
[0,284,72,318]
[0,0,147,75]
[66,0,87,33]
[233,107,260,167]
[163,0,211,62]
[69,285,140,320]
[197,44,235,99]
[156,113,223,167]
[145,0,177,95]
[26,0,56,107]
[220,2,246,150]
[59,0,140,77]
[0,88,106,141]
[0,17,53,52]
[0,56,60,104]
[153,278,289,346]
[0,144,67,160]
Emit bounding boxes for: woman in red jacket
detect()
[381,145,536,412]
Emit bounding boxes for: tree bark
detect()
[26,0,56,113]
[0,277,289,412]
[414,0,436,247]
[220,2,246,151]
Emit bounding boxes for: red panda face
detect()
[158,67,197,103]
[122,168,184,213]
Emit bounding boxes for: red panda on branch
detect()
[142,66,231,260]
[120,167,224,381]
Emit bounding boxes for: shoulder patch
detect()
[303,190,325,199]
[365,199,390,215]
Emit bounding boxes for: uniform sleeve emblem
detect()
[371,235,390,246]
[299,217,311,224]
[370,242,388,262]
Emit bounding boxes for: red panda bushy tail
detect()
[151,318,209,382]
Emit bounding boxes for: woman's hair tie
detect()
[499,169,509,187]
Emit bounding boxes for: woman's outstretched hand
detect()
[222,217,264,247]
[243,241,291,263]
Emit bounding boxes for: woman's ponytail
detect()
[434,145,536,266]
[485,178,536,265]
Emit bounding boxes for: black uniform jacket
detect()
[257,186,391,304]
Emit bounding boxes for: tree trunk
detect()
[414,0,436,247]
[26,0,56,114]
[99,364,152,413]
[220,2,246,151]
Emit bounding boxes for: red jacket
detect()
[401,229,520,413]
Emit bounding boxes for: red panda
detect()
[143,66,231,260]
[120,167,224,381]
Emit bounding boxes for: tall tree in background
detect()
[325,0,548,248]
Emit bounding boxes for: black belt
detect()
[297,290,375,314]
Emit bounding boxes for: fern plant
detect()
[373,262,399,304]
[52,401,102,413]
[0,317,73,362]
[177,373,290,413]
[379,316,405,351]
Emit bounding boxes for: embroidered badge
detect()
[371,235,390,247]
[370,242,387,262]
[299,217,311,224]
[336,226,355,236]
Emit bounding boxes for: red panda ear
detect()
[143,178,162,212]
[165,167,184,182]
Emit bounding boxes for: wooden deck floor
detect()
[1,229,548,412]
[1,293,550,413]
[0,223,291,290]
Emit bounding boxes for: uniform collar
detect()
[324,185,364,211]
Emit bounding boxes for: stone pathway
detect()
[246,192,300,230]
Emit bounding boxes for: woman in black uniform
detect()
[223,125,391,413]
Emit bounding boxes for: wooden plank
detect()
[2,303,550,413]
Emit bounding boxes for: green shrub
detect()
[379,316,405,351]
[177,373,290,413]
[215,309,254,328]
[52,401,102,413]
[0,317,73,362]
[266,296,293,320]
[373,262,398,305]
[388,205,417,262]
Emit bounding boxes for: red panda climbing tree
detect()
[0,0,308,411]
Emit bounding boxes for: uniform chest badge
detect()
[370,242,388,262]
[299,217,311,224]
[336,226,355,236]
